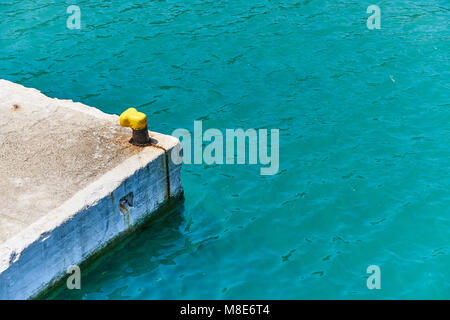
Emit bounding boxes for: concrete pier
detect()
[0,80,183,299]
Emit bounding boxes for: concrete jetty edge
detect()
[0,80,183,299]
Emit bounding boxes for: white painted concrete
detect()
[0,80,183,299]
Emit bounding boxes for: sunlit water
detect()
[1,1,449,299]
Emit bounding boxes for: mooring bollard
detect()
[119,108,151,146]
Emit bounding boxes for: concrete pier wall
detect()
[0,80,183,299]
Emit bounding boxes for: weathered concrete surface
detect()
[0,80,183,299]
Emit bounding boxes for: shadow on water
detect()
[38,195,188,300]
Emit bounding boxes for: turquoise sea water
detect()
[1,1,449,299]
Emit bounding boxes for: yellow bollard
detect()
[119,108,151,146]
